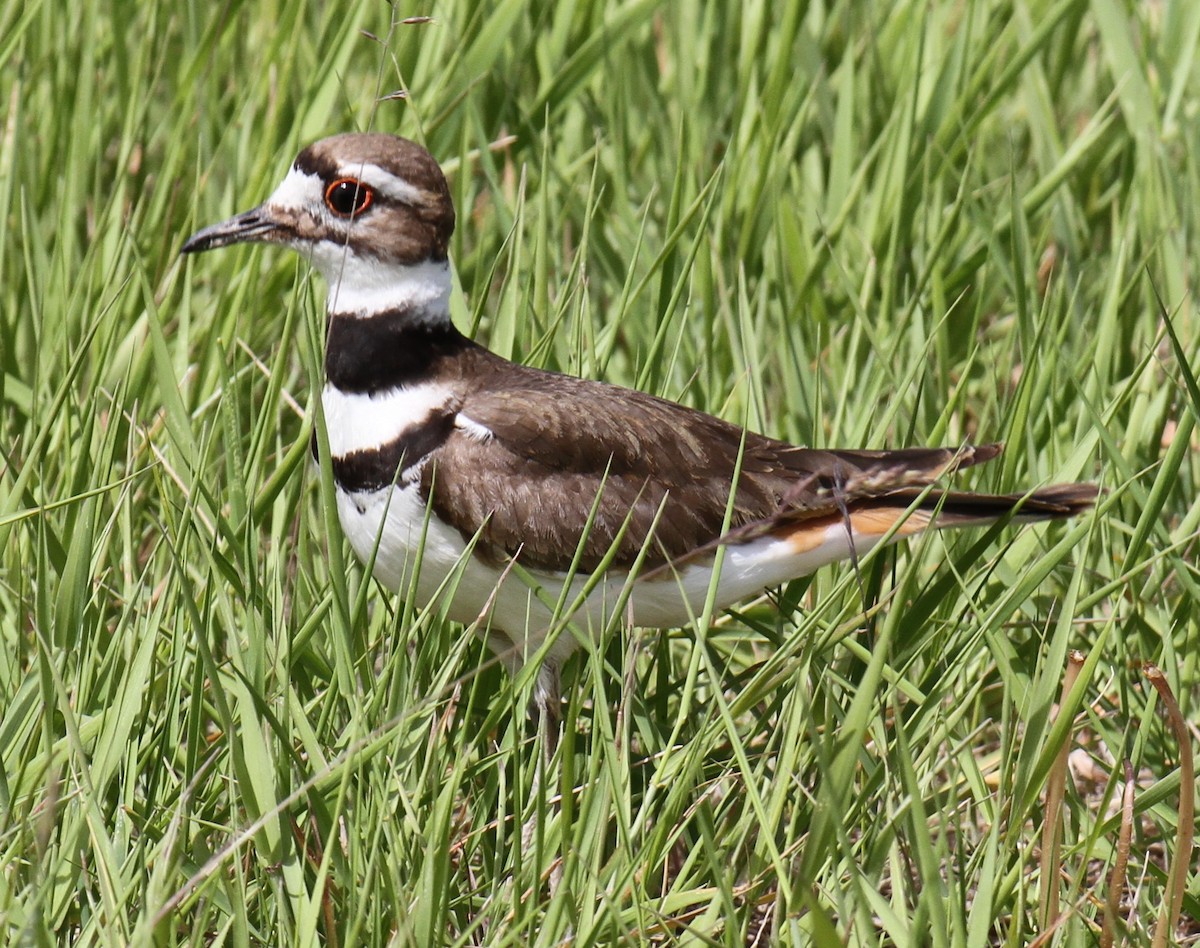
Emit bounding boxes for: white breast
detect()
[335,483,497,620]
[322,382,456,457]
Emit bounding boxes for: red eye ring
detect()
[324,178,374,217]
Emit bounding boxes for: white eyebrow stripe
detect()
[341,163,424,204]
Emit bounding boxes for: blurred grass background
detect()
[1,0,1197,944]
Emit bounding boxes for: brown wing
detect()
[421,354,998,572]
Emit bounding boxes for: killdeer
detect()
[182,133,1097,751]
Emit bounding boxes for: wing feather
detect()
[420,352,994,571]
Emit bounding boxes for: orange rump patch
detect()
[784,522,828,554]
[849,506,933,538]
[779,513,840,554]
[780,506,934,554]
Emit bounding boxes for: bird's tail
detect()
[875,481,1100,527]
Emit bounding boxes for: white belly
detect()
[336,483,889,670]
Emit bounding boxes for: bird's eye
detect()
[324,178,374,217]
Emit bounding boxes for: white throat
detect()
[313,254,453,320]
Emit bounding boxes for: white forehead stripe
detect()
[268,166,321,211]
[341,163,424,204]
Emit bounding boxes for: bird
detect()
[182,132,1097,764]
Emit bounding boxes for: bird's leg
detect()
[534,660,562,768]
[522,661,563,890]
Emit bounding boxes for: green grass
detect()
[2,0,1198,944]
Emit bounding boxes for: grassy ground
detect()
[2,0,1198,944]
